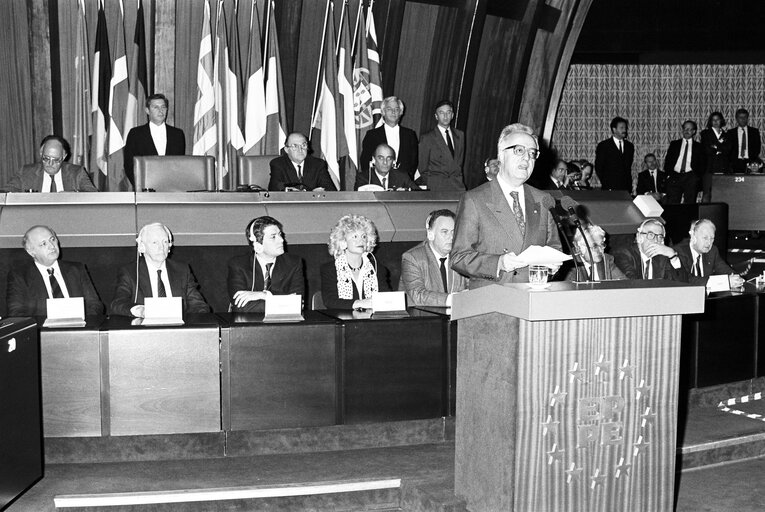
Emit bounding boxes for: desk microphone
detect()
[549,203,581,282]
[561,195,594,272]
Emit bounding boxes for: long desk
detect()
[712,173,765,230]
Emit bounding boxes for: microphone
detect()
[561,195,594,273]
[549,203,582,282]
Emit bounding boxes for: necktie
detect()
[643,259,651,279]
[297,164,302,182]
[50,178,57,193]
[445,128,455,157]
[510,191,525,237]
[439,257,448,293]
[382,177,387,190]
[157,269,167,297]
[618,140,623,153]
[680,141,688,172]
[47,268,64,298]
[264,262,273,291]
[694,255,702,277]
[741,128,747,158]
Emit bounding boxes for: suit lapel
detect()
[166,260,185,298]
[25,262,49,299]
[253,257,265,291]
[424,245,445,293]
[138,259,154,299]
[487,180,523,247]
[58,261,78,295]
[433,129,453,162]
[522,185,541,246]
[34,165,45,192]
[143,125,159,155]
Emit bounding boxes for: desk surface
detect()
[217,311,337,326]
[318,308,441,322]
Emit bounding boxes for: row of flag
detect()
[69,0,383,192]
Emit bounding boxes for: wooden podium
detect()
[451,280,705,512]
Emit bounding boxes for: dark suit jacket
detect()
[320,257,391,310]
[664,139,705,177]
[450,179,561,288]
[417,127,465,191]
[636,169,668,195]
[6,162,97,192]
[268,154,336,191]
[354,169,418,190]
[398,241,468,306]
[612,243,688,281]
[6,260,103,316]
[359,125,419,180]
[595,137,634,192]
[564,253,627,281]
[543,177,568,190]
[226,252,305,313]
[110,258,209,316]
[700,128,732,174]
[728,126,761,164]
[124,123,186,185]
[674,239,733,286]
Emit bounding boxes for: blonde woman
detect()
[320,214,390,309]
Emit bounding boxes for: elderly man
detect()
[664,120,705,204]
[565,224,627,282]
[354,144,418,190]
[400,209,468,306]
[595,116,634,193]
[451,123,561,288]
[227,216,305,313]
[359,96,419,181]
[124,94,186,187]
[6,225,103,316]
[417,100,466,191]
[110,223,209,317]
[6,136,97,192]
[268,132,336,191]
[612,218,688,281]
[674,219,744,288]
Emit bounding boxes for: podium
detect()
[451,280,705,512]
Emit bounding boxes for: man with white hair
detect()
[612,218,687,281]
[359,96,419,181]
[450,123,561,288]
[673,219,744,287]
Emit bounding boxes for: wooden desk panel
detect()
[712,174,763,230]
[106,326,221,436]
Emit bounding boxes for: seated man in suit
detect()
[227,216,304,313]
[564,224,626,282]
[635,153,667,201]
[664,120,705,204]
[399,209,468,307]
[6,225,103,316]
[124,94,186,187]
[354,144,418,190]
[268,132,336,191]
[417,100,466,191]
[674,219,744,288]
[6,135,97,192]
[545,159,570,190]
[359,96,419,181]
[612,218,688,281]
[110,223,209,317]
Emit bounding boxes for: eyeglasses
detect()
[501,145,540,160]
[285,142,308,150]
[639,231,665,242]
[42,156,64,165]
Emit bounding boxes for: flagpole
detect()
[350,0,362,58]
[336,0,347,59]
[263,0,271,77]
[310,0,332,131]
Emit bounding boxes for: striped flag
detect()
[71,0,91,170]
[106,0,131,191]
[124,0,148,152]
[214,1,245,189]
[366,1,384,126]
[311,0,341,190]
[242,0,267,155]
[337,0,357,189]
[260,0,288,154]
[90,0,111,190]
[192,0,217,157]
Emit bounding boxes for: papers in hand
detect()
[515,245,572,266]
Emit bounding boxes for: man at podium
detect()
[450,123,561,288]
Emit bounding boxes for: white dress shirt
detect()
[42,171,65,193]
[383,124,401,160]
[674,138,694,173]
[737,126,749,159]
[149,122,168,156]
[145,260,173,298]
[34,260,70,298]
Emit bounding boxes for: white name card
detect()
[46,297,85,320]
[144,297,183,320]
[372,291,407,313]
[264,294,304,322]
[706,274,730,293]
[633,194,663,217]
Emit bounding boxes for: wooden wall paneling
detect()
[154,0,175,122]
[373,0,406,98]
[173,1,204,148]
[273,0,302,131]
[28,0,53,144]
[292,0,330,136]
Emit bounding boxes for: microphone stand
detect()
[561,196,594,275]
[549,205,582,282]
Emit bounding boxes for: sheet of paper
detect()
[515,245,573,266]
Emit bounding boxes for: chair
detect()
[134,156,216,192]
[238,155,277,190]
[311,291,326,310]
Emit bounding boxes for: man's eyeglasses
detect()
[285,142,308,150]
[639,231,665,242]
[502,145,540,160]
[42,156,63,165]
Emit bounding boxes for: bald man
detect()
[5,135,97,192]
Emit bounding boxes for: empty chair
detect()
[133,156,216,192]
[238,155,278,190]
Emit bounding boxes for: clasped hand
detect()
[233,290,271,308]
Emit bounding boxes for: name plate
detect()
[372,291,407,313]
[44,297,85,328]
[263,294,304,322]
[706,274,730,293]
[144,297,183,323]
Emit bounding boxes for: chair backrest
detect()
[134,156,216,192]
[311,291,326,310]
[238,155,277,190]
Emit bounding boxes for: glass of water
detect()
[528,265,549,287]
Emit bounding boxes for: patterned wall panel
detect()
[552,64,765,191]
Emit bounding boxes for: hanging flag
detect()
[124,0,148,145]
[352,1,373,154]
[229,0,244,129]
[106,0,131,191]
[214,0,245,190]
[366,0,384,126]
[192,0,217,158]
[90,0,111,191]
[311,0,341,190]
[337,0,357,189]
[260,0,288,154]
[71,0,91,170]
[243,0,267,155]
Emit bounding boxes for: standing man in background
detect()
[359,96,419,181]
[417,100,466,191]
[595,116,634,193]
